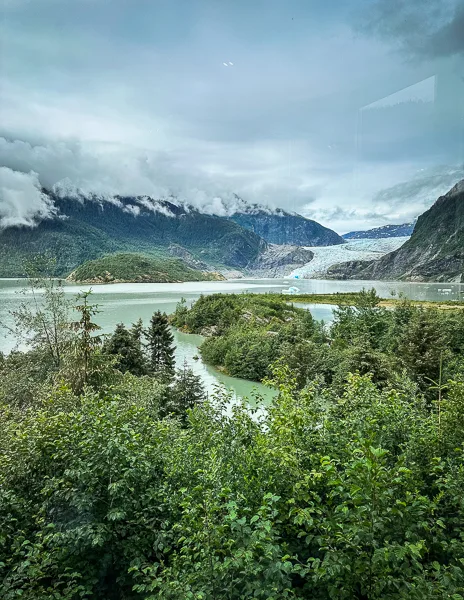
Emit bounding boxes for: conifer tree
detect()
[105,322,146,376]
[144,311,176,380]
[161,360,206,423]
[70,291,103,393]
[130,318,144,350]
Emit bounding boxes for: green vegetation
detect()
[144,311,176,380]
[67,253,223,283]
[173,289,464,395]
[278,291,464,308]
[103,321,147,376]
[1,273,464,598]
[172,293,321,381]
[0,194,266,277]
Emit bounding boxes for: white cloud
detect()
[0,135,318,218]
[0,167,56,228]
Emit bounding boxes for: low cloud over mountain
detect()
[0,167,56,228]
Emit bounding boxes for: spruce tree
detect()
[161,360,206,423]
[144,311,176,380]
[130,318,144,351]
[105,322,146,376]
[70,291,103,393]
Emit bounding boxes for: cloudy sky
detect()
[0,0,463,232]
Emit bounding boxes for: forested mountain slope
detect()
[328,180,464,282]
[229,205,344,246]
[0,193,268,276]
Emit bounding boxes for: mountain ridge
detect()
[343,222,415,240]
[229,207,344,247]
[327,180,464,282]
[0,192,268,277]
[0,191,344,277]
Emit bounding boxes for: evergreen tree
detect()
[69,291,104,393]
[397,308,447,393]
[144,311,176,380]
[161,360,206,422]
[130,318,144,350]
[104,322,146,376]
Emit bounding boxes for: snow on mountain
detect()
[289,237,409,279]
[343,223,415,240]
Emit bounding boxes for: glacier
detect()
[288,237,409,279]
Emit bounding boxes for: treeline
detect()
[171,293,321,381]
[1,273,464,598]
[172,289,464,395]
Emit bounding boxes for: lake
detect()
[1,277,462,401]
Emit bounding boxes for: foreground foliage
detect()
[1,281,463,598]
[172,293,321,381]
[173,290,464,395]
[1,370,463,599]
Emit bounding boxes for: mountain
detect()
[67,253,224,283]
[327,180,464,282]
[343,222,415,240]
[249,245,314,277]
[0,193,267,277]
[228,205,344,247]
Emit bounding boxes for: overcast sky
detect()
[0,0,463,232]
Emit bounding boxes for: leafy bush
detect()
[1,372,464,598]
[2,283,464,598]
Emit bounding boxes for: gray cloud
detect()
[359,0,464,59]
[309,164,464,233]
[373,165,464,206]
[0,1,463,234]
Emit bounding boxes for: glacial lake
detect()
[1,277,462,402]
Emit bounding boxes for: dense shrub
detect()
[1,371,464,598]
[2,283,464,598]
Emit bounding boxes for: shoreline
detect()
[279,292,464,309]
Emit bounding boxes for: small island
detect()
[66,252,225,284]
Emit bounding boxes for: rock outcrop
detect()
[249,245,314,277]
